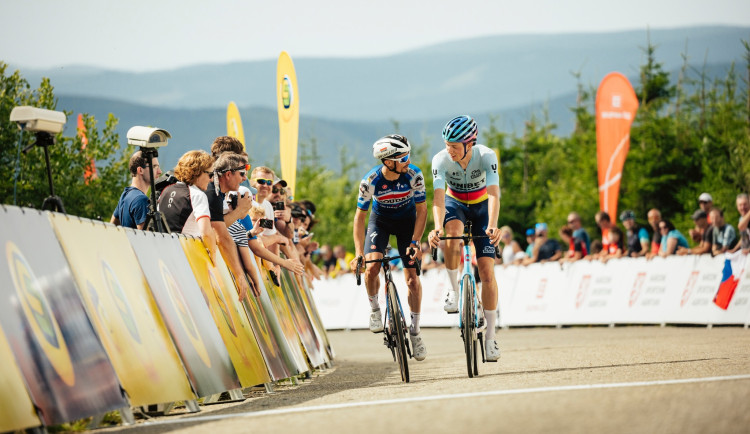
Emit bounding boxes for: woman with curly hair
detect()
[157,150,216,257]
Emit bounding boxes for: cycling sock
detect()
[410,312,421,335]
[484,309,497,341]
[446,268,459,293]
[368,294,380,311]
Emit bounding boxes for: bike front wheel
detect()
[388,281,410,383]
[462,274,476,378]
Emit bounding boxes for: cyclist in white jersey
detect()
[351,134,428,361]
[427,115,503,362]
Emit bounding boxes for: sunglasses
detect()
[237,170,246,177]
[272,187,286,194]
[659,226,668,230]
[386,154,410,163]
[255,178,273,186]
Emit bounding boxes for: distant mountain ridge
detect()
[17,26,749,124]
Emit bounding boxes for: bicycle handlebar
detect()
[354,250,421,286]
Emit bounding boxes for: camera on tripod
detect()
[127,126,171,233]
[9,106,68,212]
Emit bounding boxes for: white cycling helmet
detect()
[372,134,411,160]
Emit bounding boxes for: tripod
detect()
[23,132,66,213]
[139,147,170,233]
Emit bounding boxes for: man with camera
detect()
[206,151,253,301]
[111,150,162,229]
[250,166,296,258]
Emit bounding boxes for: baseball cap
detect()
[526,228,535,236]
[273,176,287,187]
[619,210,635,221]
[698,192,713,202]
[535,222,548,234]
[691,209,708,220]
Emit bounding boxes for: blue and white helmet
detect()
[373,134,411,160]
[442,115,478,144]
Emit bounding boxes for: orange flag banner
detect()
[77,114,97,182]
[595,72,638,223]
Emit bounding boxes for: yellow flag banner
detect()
[179,238,272,388]
[595,72,639,223]
[0,207,126,425]
[49,214,195,406]
[295,274,335,360]
[277,51,300,195]
[226,101,246,151]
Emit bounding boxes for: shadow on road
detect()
[103,359,393,434]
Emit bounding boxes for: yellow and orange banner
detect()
[226,101,246,151]
[0,207,126,425]
[49,215,195,406]
[595,72,638,223]
[180,238,272,388]
[0,324,42,432]
[77,114,97,182]
[277,51,300,195]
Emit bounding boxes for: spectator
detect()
[698,192,714,225]
[332,244,356,276]
[595,211,613,252]
[658,219,689,257]
[646,208,663,258]
[318,244,337,277]
[158,150,216,257]
[589,240,604,258]
[620,210,649,257]
[498,226,525,265]
[249,166,290,254]
[524,228,536,258]
[522,223,561,264]
[601,226,624,261]
[735,193,750,254]
[268,176,294,239]
[678,210,713,256]
[111,150,162,229]
[205,150,253,300]
[567,212,591,252]
[559,224,587,262]
[710,208,737,256]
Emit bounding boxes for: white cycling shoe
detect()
[444,291,458,313]
[485,339,500,362]
[369,310,384,333]
[410,333,427,361]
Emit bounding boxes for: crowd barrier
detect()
[311,253,750,330]
[0,205,333,432]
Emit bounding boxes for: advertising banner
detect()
[0,207,126,425]
[296,275,336,360]
[241,249,293,381]
[596,72,639,222]
[277,51,300,195]
[126,231,242,396]
[179,238,271,387]
[279,269,327,367]
[256,257,309,374]
[0,324,42,432]
[226,101,246,151]
[49,214,194,406]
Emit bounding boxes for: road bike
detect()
[356,253,421,383]
[433,221,490,378]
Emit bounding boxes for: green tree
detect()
[0,63,128,218]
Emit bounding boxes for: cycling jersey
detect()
[431,144,499,204]
[356,164,426,219]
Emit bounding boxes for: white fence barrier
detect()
[311,254,750,329]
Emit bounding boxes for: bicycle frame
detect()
[458,239,479,331]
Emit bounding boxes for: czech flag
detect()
[714,252,742,310]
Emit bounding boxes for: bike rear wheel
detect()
[462,274,476,378]
[388,282,410,383]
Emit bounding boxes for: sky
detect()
[1,0,749,72]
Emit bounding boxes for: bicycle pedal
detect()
[446,311,458,314]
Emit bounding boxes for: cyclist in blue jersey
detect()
[427,115,503,362]
[351,134,428,361]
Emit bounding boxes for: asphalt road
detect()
[104,326,750,434]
